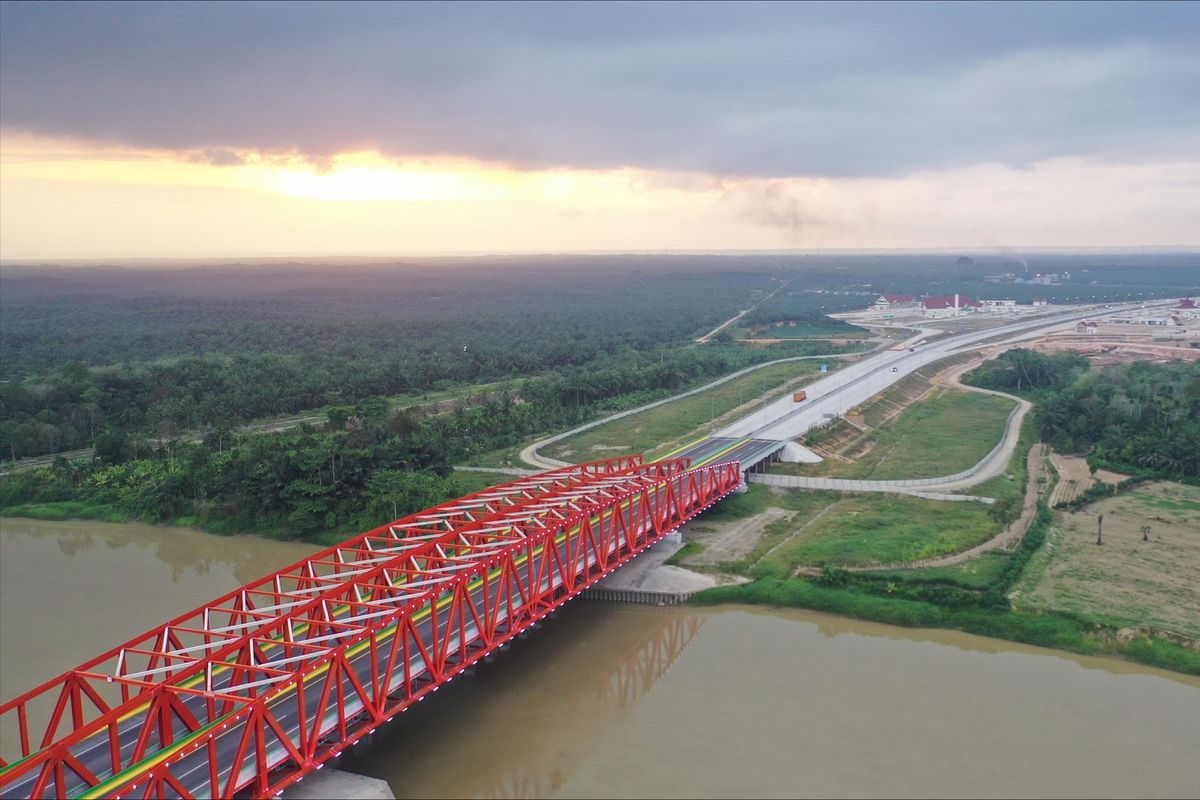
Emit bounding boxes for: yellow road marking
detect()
[658,433,711,461]
[691,437,748,468]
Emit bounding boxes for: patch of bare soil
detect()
[681,508,790,566]
[1094,467,1130,484]
[1049,453,1095,506]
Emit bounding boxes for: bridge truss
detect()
[0,455,740,799]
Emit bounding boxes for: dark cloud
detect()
[185,147,245,167]
[725,182,828,241]
[1,1,1197,177]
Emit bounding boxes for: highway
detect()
[562,301,1169,474]
[715,301,1166,446]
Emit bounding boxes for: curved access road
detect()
[749,354,1031,495]
[518,342,895,470]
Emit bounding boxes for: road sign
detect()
[819,363,828,373]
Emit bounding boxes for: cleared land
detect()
[1048,453,1128,506]
[1014,481,1200,638]
[545,359,838,462]
[771,387,1014,480]
[677,485,836,572]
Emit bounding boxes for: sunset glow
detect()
[3,130,1196,260]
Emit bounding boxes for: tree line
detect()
[964,349,1199,480]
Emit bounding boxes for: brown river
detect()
[2,517,1198,798]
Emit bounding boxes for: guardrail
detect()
[580,587,697,605]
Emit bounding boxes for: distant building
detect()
[1076,321,1098,334]
[983,299,1017,308]
[1179,298,1198,309]
[921,294,982,317]
[872,293,916,310]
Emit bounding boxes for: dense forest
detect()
[2,262,815,458]
[1,397,507,542]
[965,350,1199,479]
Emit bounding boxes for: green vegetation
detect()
[858,551,1012,589]
[751,492,1000,573]
[546,357,843,462]
[665,541,705,566]
[0,500,133,524]
[0,263,805,460]
[0,401,528,544]
[696,500,1200,675]
[964,350,1199,480]
[739,288,872,332]
[448,469,515,495]
[700,484,776,522]
[696,577,1200,675]
[774,388,1014,479]
[740,315,870,339]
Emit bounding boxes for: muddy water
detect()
[2,519,1198,798]
[342,604,1200,799]
[0,517,319,702]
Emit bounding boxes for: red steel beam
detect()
[0,457,741,799]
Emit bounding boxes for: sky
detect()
[1,1,1197,259]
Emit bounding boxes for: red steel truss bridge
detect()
[0,455,741,799]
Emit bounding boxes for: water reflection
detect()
[343,603,1200,799]
[0,517,317,705]
[340,605,703,799]
[5,517,316,586]
[760,604,1200,686]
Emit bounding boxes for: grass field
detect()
[739,324,871,340]
[771,388,1014,480]
[545,359,839,462]
[457,444,537,469]
[1013,481,1200,638]
[753,491,1001,572]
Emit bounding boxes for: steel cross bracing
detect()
[0,455,742,799]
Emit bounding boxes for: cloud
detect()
[185,148,246,167]
[723,181,830,241]
[1,2,1198,178]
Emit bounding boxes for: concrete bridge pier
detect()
[284,769,395,799]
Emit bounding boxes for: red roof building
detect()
[1179,298,1197,309]
[872,293,917,309]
